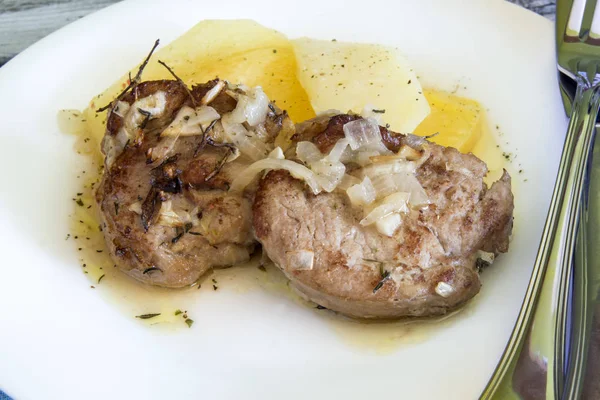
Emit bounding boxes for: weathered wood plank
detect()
[510,0,556,19]
[0,0,556,67]
[0,0,118,65]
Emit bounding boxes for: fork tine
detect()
[581,0,600,40]
[591,0,600,37]
[568,0,586,35]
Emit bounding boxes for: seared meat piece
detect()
[253,114,514,319]
[97,79,291,287]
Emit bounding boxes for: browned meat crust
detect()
[97,79,289,287]
[254,114,514,319]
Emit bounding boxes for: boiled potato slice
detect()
[413,89,484,153]
[84,20,315,155]
[293,38,430,133]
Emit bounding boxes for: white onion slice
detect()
[221,116,269,161]
[296,141,323,165]
[120,91,167,143]
[201,80,226,105]
[311,159,346,192]
[227,86,270,126]
[337,174,362,191]
[157,200,191,227]
[375,212,402,237]
[360,192,410,226]
[326,138,349,162]
[435,282,455,297]
[404,134,426,149]
[361,160,417,178]
[369,173,429,206]
[112,101,130,118]
[124,91,167,132]
[346,177,376,206]
[343,117,383,151]
[295,139,347,192]
[230,156,321,194]
[355,150,381,166]
[269,147,284,160]
[370,146,421,163]
[102,127,130,168]
[128,202,142,214]
[161,105,220,137]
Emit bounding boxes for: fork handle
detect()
[559,80,600,398]
[480,75,600,399]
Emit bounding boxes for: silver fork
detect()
[480,0,600,398]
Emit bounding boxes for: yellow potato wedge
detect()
[293,38,430,133]
[413,89,484,153]
[83,20,315,156]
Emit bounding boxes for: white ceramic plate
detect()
[0,0,566,399]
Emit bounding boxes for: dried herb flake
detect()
[373,270,391,293]
[135,313,161,320]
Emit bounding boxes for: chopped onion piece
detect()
[296,141,323,165]
[369,173,429,206]
[337,174,362,191]
[361,159,417,178]
[370,145,421,164]
[356,150,381,166]
[346,177,376,206]
[404,134,425,149]
[311,159,346,192]
[132,91,167,117]
[201,80,226,105]
[157,200,191,227]
[149,135,178,164]
[221,116,269,161]
[102,127,130,168]
[124,91,167,132]
[326,138,349,162]
[227,86,270,126]
[230,158,321,194]
[343,117,383,150]
[435,282,454,297]
[128,202,142,214]
[375,212,402,237]
[287,250,315,270]
[161,105,220,137]
[269,147,284,160]
[296,139,347,192]
[120,91,168,144]
[360,192,410,226]
[112,101,130,118]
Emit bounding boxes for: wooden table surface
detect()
[1,0,555,67]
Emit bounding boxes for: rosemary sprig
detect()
[373,270,391,293]
[96,39,160,113]
[157,60,197,107]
